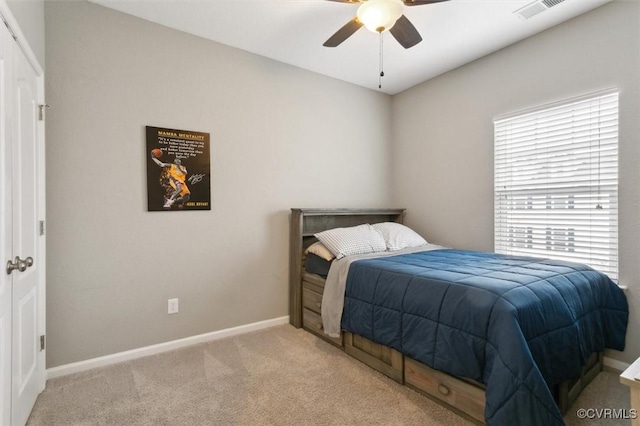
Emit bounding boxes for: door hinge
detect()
[38,104,49,121]
[39,220,45,236]
[40,335,45,351]
[1,17,17,41]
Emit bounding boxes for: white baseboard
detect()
[47,316,290,380]
[604,356,630,373]
[46,318,630,380]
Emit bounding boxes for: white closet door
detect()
[0,20,15,426]
[0,15,45,426]
[10,22,43,426]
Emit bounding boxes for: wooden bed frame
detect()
[289,208,603,424]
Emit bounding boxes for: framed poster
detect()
[146,126,211,211]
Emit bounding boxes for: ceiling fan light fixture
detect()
[356,0,403,33]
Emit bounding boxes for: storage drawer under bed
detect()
[405,357,486,424]
[301,273,342,347]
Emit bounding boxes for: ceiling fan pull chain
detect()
[379,31,384,89]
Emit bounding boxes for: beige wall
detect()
[44,0,639,368]
[391,1,640,364]
[44,1,393,367]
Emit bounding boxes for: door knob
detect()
[6,256,34,275]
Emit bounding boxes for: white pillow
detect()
[305,242,335,261]
[315,224,387,259]
[372,222,427,251]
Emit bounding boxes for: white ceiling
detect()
[88,0,611,95]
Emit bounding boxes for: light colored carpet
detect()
[27,325,631,425]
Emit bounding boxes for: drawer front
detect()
[302,288,323,314]
[302,272,327,289]
[405,357,486,424]
[344,332,403,384]
[302,308,342,347]
[303,308,325,333]
[302,277,324,295]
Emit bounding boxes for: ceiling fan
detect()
[323,0,450,49]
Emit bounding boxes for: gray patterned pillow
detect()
[315,224,387,259]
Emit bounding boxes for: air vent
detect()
[542,0,565,7]
[514,0,566,20]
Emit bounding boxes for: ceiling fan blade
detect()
[403,0,449,5]
[325,0,361,3]
[390,15,422,49]
[323,18,363,47]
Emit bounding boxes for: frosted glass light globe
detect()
[357,0,404,33]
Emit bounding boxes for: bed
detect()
[288,208,628,425]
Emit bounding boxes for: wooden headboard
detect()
[289,208,406,327]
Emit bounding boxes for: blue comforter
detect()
[341,249,628,426]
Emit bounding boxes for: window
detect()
[494,90,618,280]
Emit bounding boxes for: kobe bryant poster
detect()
[146,126,211,211]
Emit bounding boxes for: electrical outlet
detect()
[168,298,179,314]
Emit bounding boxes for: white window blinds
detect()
[494,90,618,280]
